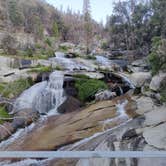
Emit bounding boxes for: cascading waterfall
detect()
[0,71,66,159]
[33,71,66,115]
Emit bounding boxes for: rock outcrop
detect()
[150,72,166,91]
[130,72,151,88]
[0,95,137,152]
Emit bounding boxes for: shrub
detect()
[160,78,166,103]
[101,41,110,50]
[1,34,17,55]
[73,74,90,79]
[29,65,53,73]
[148,37,166,75]
[59,45,68,52]
[0,107,11,124]
[46,49,55,57]
[45,38,52,47]
[8,0,23,26]
[75,78,108,101]
[0,78,33,98]
[55,65,63,71]
[25,48,34,57]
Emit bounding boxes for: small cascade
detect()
[96,55,110,66]
[33,71,66,115]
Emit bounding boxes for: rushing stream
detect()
[0,54,136,166]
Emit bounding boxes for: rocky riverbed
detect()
[0,53,165,166]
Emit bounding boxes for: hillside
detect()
[0,0,103,56]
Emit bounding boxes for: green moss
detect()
[75,78,108,102]
[73,74,90,79]
[59,46,68,52]
[0,78,33,98]
[54,65,63,71]
[29,65,53,73]
[29,64,64,73]
[0,107,11,124]
[85,55,96,60]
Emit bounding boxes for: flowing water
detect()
[13,71,66,115]
[0,54,136,165]
[96,55,112,66]
[49,52,90,71]
[33,71,66,115]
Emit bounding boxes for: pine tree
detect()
[83,0,92,54]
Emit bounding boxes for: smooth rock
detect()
[58,96,83,113]
[130,72,151,88]
[144,106,166,126]
[76,141,111,166]
[150,72,166,91]
[0,95,136,151]
[136,97,155,114]
[143,123,166,149]
[138,145,166,166]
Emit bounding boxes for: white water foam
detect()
[33,71,66,115]
[0,123,35,150]
[66,101,130,150]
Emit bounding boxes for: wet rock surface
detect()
[150,72,166,91]
[0,95,137,152]
[57,96,83,113]
[0,54,166,166]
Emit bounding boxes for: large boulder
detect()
[130,72,152,88]
[150,72,166,91]
[136,97,155,115]
[128,59,149,72]
[144,106,166,126]
[57,96,83,113]
[12,108,39,129]
[143,123,166,149]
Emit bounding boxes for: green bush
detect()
[55,65,63,71]
[59,45,68,52]
[8,0,23,26]
[101,41,109,50]
[0,107,11,124]
[148,37,166,75]
[45,38,52,47]
[46,49,55,57]
[160,79,166,103]
[75,78,108,101]
[0,78,33,98]
[29,65,53,73]
[25,48,34,57]
[73,74,90,79]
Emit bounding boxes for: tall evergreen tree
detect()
[83,0,92,54]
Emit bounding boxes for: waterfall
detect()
[33,71,66,115]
